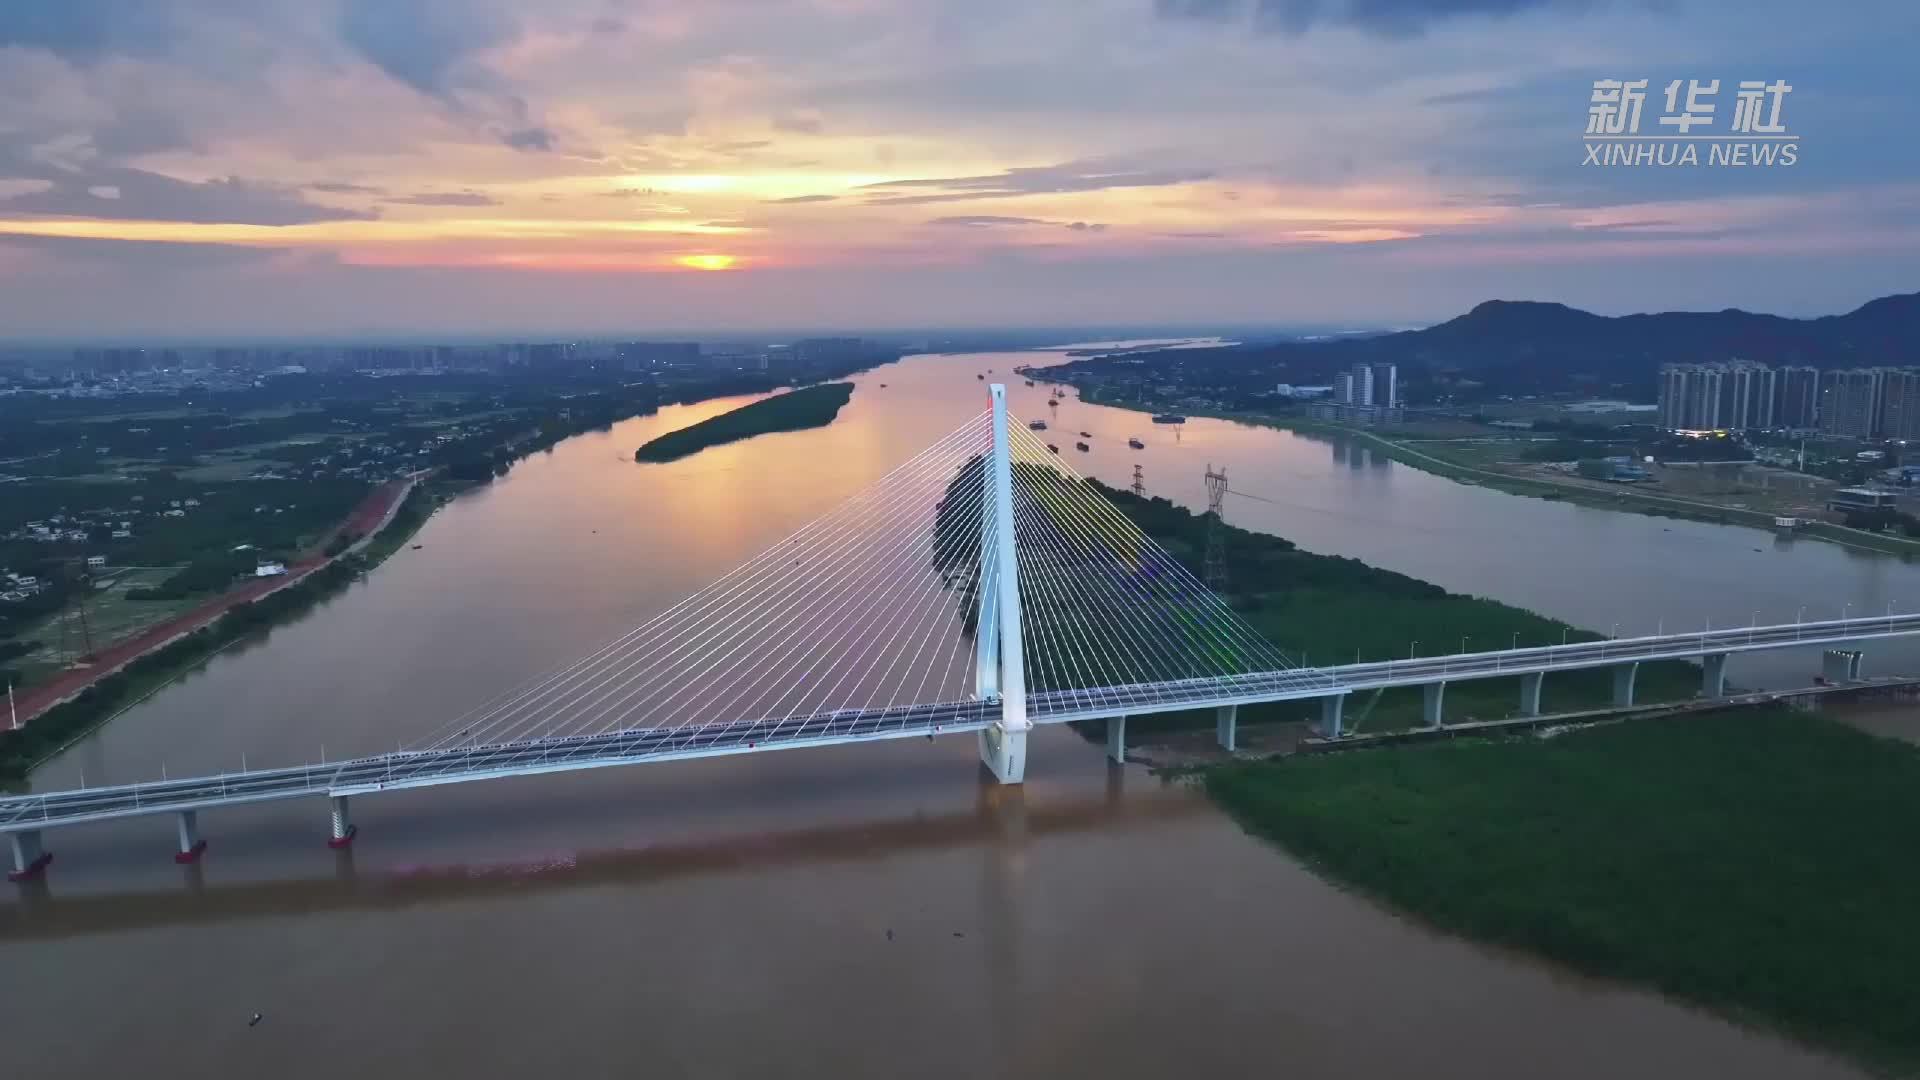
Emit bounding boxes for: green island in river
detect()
[1085,481,1700,733]
[636,382,856,462]
[1079,479,1919,1071]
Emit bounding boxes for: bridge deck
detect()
[3,614,1913,836]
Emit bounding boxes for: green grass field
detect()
[13,567,197,681]
[1207,708,1920,1071]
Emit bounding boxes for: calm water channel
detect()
[4,346,1913,1078]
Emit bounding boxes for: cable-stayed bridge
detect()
[6,385,1920,879]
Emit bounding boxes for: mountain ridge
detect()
[1051,290,1919,401]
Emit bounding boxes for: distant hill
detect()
[1054,291,1920,402]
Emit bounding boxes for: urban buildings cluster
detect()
[1658,362,1920,440]
[1308,362,1402,423]
[0,338,901,396]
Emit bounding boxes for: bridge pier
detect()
[1519,672,1544,717]
[1701,653,1728,698]
[173,810,207,864]
[7,830,51,882]
[327,795,358,848]
[980,726,1028,785]
[1822,649,1863,684]
[1216,705,1238,752]
[1105,715,1127,763]
[1612,662,1639,707]
[1423,682,1447,728]
[1320,694,1347,739]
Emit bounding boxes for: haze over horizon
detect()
[2,0,1917,338]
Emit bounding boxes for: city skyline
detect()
[1,1,1917,337]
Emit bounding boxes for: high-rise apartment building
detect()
[1820,368,1886,440]
[1368,363,1398,409]
[1777,366,1820,429]
[1334,362,1396,408]
[1724,362,1776,431]
[1317,362,1402,424]
[1658,361,1797,432]
[1880,369,1920,442]
[1660,361,1920,438]
[1658,365,1691,430]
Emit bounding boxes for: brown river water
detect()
[4,345,1912,1078]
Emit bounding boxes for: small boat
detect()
[1078,431,1091,438]
[879,383,887,388]
[1075,442,1089,452]
[1047,398,1058,408]
[1047,444,1060,454]
[1024,380,1035,387]
[1128,437,1145,450]
[1028,420,1048,431]
[1151,413,1187,424]
[976,374,985,381]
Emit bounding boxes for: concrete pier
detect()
[1822,649,1863,684]
[1612,662,1639,707]
[8,830,51,881]
[1519,672,1544,717]
[173,810,207,864]
[980,726,1028,784]
[1701,653,1728,698]
[1105,715,1127,764]
[1320,694,1347,739]
[327,795,357,849]
[1423,682,1447,728]
[1215,704,1238,752]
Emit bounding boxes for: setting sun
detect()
[676,254,738,271]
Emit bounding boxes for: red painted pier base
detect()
[7,851,53,882]
[327,824,359,850]
[174,840,209,864]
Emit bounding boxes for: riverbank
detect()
[1066,382,1920,558]
[4,478,415,727]
[1206,705,1920,1072]
[635,382,855,462]
[0,481,436,781]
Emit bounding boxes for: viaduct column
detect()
[7,830,51,881]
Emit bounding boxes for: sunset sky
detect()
[1,0,1916,338]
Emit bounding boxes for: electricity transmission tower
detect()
[1131,463,1145,498]
[56,559,98,665]
[1203,463,1229,590]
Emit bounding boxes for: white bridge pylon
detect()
[976,384,1030,782]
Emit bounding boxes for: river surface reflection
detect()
[2,347,1904,1078]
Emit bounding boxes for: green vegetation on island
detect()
[1207,708,1920,1071]
[636,383,856,463]
[1079,481,1698,735]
